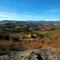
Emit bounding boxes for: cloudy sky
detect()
[0,0,60,21]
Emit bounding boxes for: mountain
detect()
[0,20,60,31]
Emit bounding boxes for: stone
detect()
[0,48,60,60]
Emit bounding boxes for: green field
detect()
[44,28,60,38]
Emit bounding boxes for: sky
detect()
[0,0,60,21]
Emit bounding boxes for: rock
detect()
[0,48,60,60]
[16,48,60,60]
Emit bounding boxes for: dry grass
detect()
[0,28,60,50]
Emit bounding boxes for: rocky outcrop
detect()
[0,48,60,60]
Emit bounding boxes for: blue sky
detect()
[0,0,60,21]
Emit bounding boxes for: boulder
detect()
[0,48,60,60]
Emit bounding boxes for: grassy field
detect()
[44,28,60,38]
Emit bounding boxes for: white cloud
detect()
[45,9,60,13]
[0,11,44,21]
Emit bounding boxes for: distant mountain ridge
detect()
[0,20,60,31]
